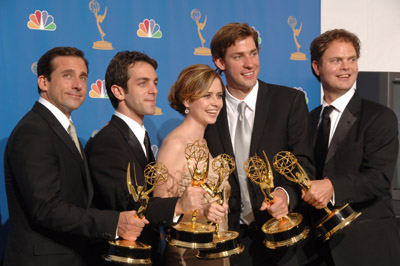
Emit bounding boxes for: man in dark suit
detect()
[204,23,315,266]
[85,51,207,265]
[3,47,147,266]
[305,29,400,265]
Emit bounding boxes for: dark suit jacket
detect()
[205,81,315,264]
[85,115,179,265]
[310,92,400,265]
[3,102,119,266]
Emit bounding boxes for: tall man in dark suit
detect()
[204,23,315,266]
[3,47,147,266]
[305,29,400,265]
[85,51,207,265]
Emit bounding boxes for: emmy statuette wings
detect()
[273,151,361,241]
[244,151,309,249]
[197,154,245,259]
[103,162,168,265]
[167,140,216,250]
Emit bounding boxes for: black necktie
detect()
[314,106,334,179]
[144,131,154,162]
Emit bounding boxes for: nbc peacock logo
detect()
[89,79,108,99]
[137,19,162,38]
[252,27,262,45]
[27,10,56,31]
[293,87,309,104]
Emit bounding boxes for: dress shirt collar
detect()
[322,85,356,113]
[225,80,259,114]
[38,97,71,131]
[114,111,146,144]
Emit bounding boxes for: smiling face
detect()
[312,40,358,103]
[38,56,88,117]
[113,61,158,124]
[185,78,224,126]
[214,36,259,100]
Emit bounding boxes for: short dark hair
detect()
[105,51,158,109]
[210,22,259,74]
[37,47,88,94]
[168,64,224,115]
[310,29,361,81]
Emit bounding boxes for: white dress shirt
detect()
[38,97,72,132]
[320,86,356,146]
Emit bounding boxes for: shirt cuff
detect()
[274,186,290,205]
[172,212,182,223]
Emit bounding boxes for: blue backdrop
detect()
[0,0,321,256]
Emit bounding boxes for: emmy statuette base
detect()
[290,52,306,61]
[193,47,211,56]
[167,222,216,249]
[262,212,309,249]
[102,239,152,265]
[93,40,114,50]
[316,203,362,241]
[197,231,244,259]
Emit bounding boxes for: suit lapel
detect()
[216,102,235,157]
[249,81,271,156]
[33,102,92,200]
[326,93,360,164]
[311,106,323,146]
[214,97,238,182]
[110,116,149,171]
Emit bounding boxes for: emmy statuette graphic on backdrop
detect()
[197,154,244,259]
[89,0,113,50]
[288,16,306,61]
[103,162,168,265]
[167,140,216,249]
[273,151,361,241]
[244,151,309,249]
[191,9,211,56]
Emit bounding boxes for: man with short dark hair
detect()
[85,51,207,265]
[305,29,400,265]
[3,47,146,266]
[205,23,315,266]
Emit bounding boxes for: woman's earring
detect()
[184,108,189,114]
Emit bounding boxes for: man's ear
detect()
[312,60,321,77]
[110,85,125,100]
[38,75,48,93]
[214,57,226,72]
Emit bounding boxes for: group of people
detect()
[3,22,400,266]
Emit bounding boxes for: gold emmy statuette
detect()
[167,140,216,249]
[89,0,113,50]
[273,151,361,241]
[244,151,309,249]
[191,9,211,56]
[197,154,244,259]
[288,16,306,61]
[103,162,168,265]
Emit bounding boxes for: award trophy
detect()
[167,140,216,249]
[103,162,168,265]
[288,16,306,61]
[244,151,309,249]
[191,9,211,56]
[89,0,113,50]
[197,154,244,259]
[273,151,361,241]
